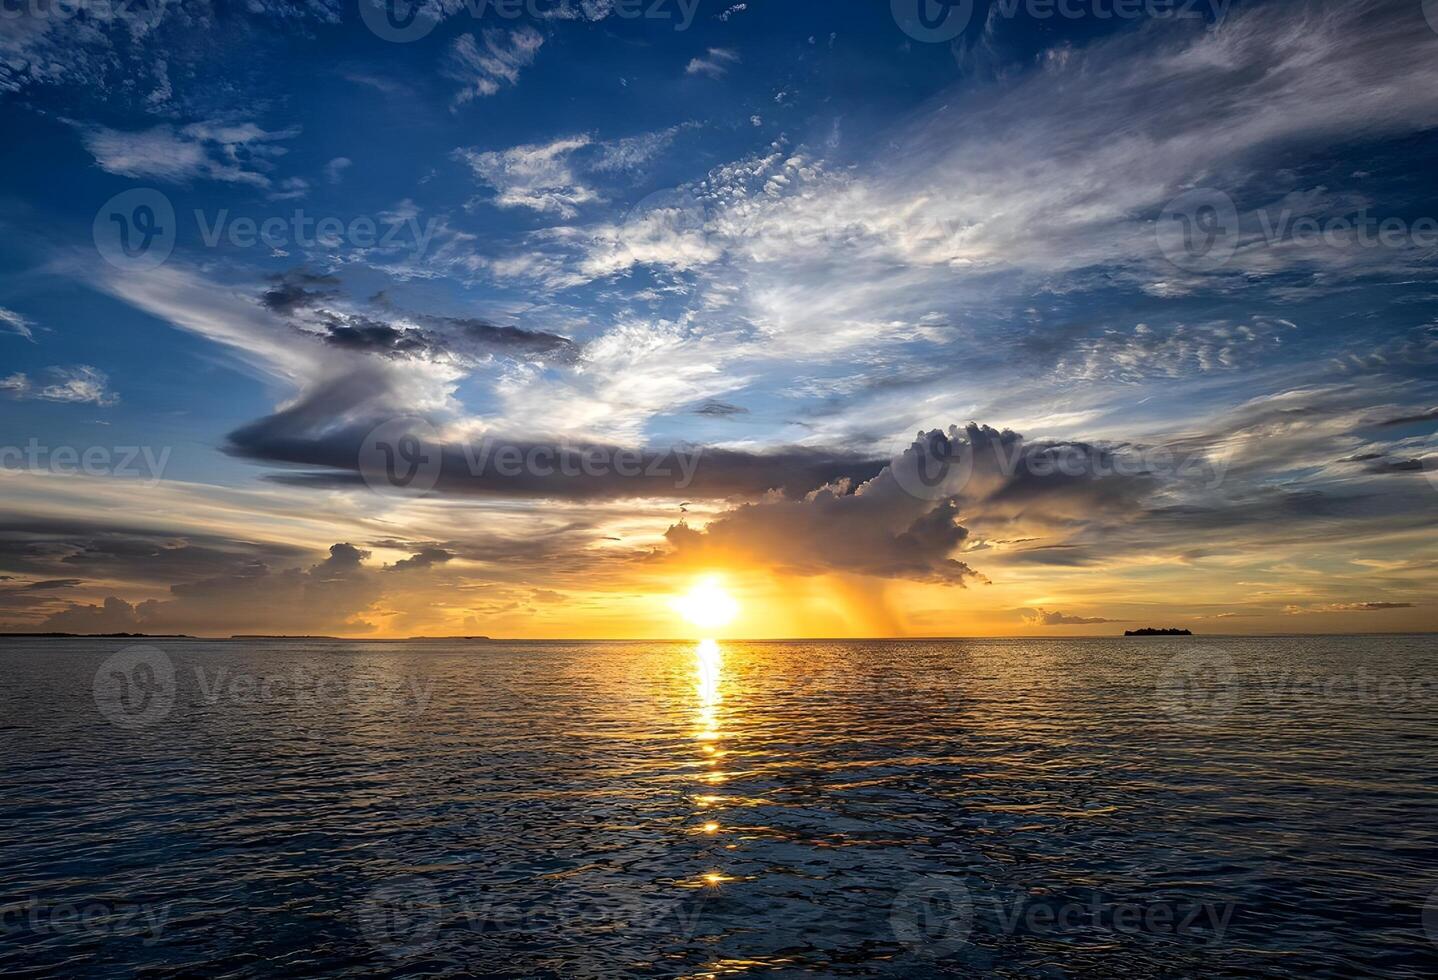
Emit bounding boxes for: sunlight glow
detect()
[672,577,741,632]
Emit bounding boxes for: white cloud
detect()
[80,120,299,188]
[455,136,599,218]
[446,27,545,108]
[686,48,739,78]
[0,307,35,342]
[324,157,353,184]
[1,366,118,406]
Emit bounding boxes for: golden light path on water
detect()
[692,638,736,889]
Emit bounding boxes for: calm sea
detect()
[2,635,1436,977]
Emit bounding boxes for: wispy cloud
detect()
[80,120,299,188]
[446,27,545,108]
[0,307,35,342]
[685,47,739,78]
[1,366,118,406]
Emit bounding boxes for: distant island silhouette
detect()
[0,632,195,639]
[1124,628,1194,636]
[231,635,492,641]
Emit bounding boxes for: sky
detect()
[0,0,1435,638]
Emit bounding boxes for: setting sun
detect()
[672,577,741,633]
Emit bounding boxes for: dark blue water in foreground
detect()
[2,635,1437,977]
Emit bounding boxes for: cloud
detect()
[388,547,456,571]
[660,422,1158,584]
[261,271,579,363]
[0,307,35,341]
[80,121,298,188]
[324,156,352,184]
[455,136,599,217]
[0,366,117,406]
[446,27,545,107]
[693,400,749,418]
[1285,601,1416,614]
[686,48,739,78]
[590,125,694,173]
[36,543,384,636]
[1020,608,1119,626]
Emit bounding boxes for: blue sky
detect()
[0,0,1435,636]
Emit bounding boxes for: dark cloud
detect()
[261,271,577,363]
[1376,408,1438,427]
[37,543,383,636]
[693,400,750,418]
[260,271,341,316]
[388,548,456,571]
[0,514,310,584]
[223,378,886,501]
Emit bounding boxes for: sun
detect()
[672,576,741,633]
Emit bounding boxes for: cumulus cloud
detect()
[36,543,383,636]
[661,422,1154,584]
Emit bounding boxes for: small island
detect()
[1124,627,1194,636]
[0,632,195,639]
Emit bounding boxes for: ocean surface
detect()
[2,635,1436,977]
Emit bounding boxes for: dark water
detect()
[2,635,1436,977]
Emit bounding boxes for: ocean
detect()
[2,635,1436,976]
